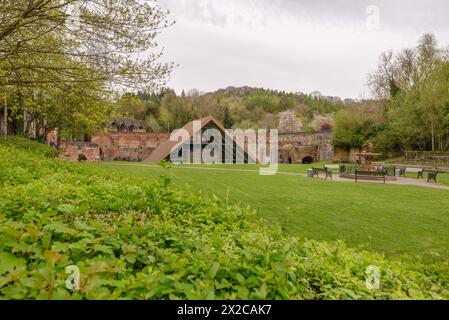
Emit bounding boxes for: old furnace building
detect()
[278,130,334,164]
[59,117,169,162]
[59,116,334,163]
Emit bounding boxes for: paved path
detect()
[100,162,449,191]
[330,175,449,190]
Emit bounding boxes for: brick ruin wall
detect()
[91,132,170,161]
[59,130,334,164]
[60,132,170,162]
[278,131,334,164]
[59,142,101,162]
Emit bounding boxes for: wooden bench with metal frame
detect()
[355,170,386,184]
[399,167,424,179]
[312,167,333,180]
[427,170,438,183]
[324,164,343,174]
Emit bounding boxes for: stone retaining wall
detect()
[59,142,101,162]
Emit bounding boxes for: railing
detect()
[340,164,397,176]
[405,151,449,163]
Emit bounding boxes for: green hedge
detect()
[0,138,448,300]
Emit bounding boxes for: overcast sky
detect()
[156,0,449,99]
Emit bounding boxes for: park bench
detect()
[355,170,386,184]
[383,167,396,176]
[376,165,395,176]
[339,164,359,174]
[427,170,438,183]
[399,167,424,179]
[324,164,342,173]
[312,167,333,180]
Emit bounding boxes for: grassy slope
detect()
[98,162,449,261]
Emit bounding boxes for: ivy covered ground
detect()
[0,138,448,300]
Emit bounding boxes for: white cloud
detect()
[157,0,449,99]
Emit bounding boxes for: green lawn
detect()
[164,162,329,174]
[95,162,449,262]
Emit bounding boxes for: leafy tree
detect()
[245,92,279,113]
[333,105,385,150]
[0,0,174,91]
[364,33,449,152]
[279,94,295,111]
[0,0,173,139]
[116,94,148,121]
[223,105,234,128]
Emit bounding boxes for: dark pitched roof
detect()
[111,117,149,130]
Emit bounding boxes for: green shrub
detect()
[0,138,448,300]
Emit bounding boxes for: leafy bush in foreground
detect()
[0,138,448,300]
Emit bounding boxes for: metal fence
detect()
[405,151,449,164]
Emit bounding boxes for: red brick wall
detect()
[278,131,333,164]
[91,132,170,161]
[59,142,101,162]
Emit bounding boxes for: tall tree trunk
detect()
[23,111,28,135]
[431,114,435,152]
[3,95,7,138]
[0,110,2,138]
[35,118,40,142]
[56,127,61,149]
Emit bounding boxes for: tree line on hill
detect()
[115,87,344,134]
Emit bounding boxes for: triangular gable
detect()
[144,116,257,163]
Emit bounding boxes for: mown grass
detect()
[98,161,449,261]
[112,161,449,185]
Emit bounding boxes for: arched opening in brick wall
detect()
[119,124,128,132]
[302,156,314,164]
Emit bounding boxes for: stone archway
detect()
[302,156,314,164]
[119,124,128,132]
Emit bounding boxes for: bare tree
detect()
[367,33,439,99]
